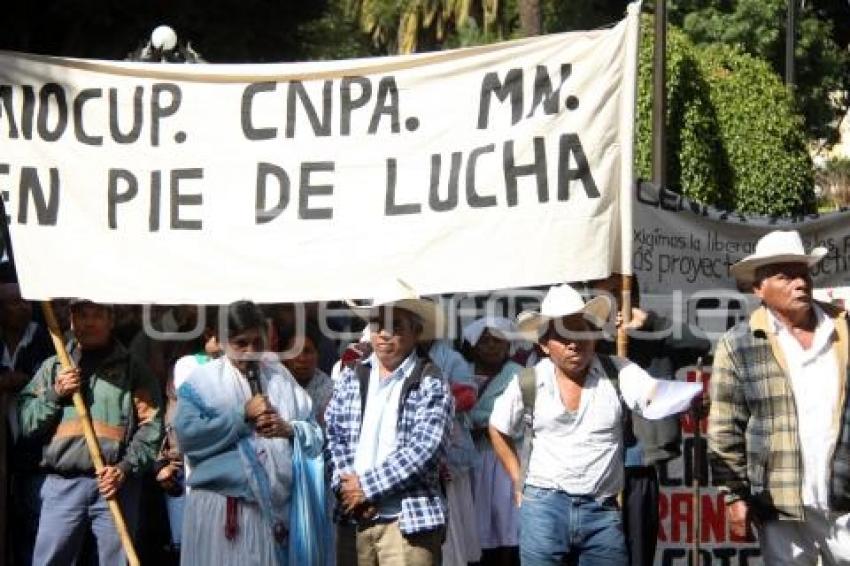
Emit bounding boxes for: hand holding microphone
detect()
[243,362,291,438]
[244,394,271,421]
[244,361,270,419]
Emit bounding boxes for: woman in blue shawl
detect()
[174,301,324,566]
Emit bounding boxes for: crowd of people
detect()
[0,229,848,566]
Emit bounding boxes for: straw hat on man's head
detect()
[346,279,444,341]
[516,283,611,341]
[730,230,827,287]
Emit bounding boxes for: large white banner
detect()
[0,5,639,304]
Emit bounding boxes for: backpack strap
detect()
[597,354,623,403]
[597,354,635,447]
[355,362,371,427]
[396,357,434,415]
[518,367,537,490]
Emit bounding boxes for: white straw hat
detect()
[516,283,611,340]
[346,279,444,341]
[730,230,827,286]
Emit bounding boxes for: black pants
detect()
[622,465,660,566]
[471,546,519,566]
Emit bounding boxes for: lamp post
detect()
[151,25,178,56]
[652,0,667,189]
[786,0,796,88]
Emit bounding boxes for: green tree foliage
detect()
[636,17,815,215]
[635,23,730,208]
[298,0,377,60]
[540,0,850,145]
[699,44,815,214]
[343,0,508,54]
[668,0,850,144]
[541,0,629,33]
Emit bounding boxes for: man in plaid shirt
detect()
[327,282,453,566]
[709,230,850,564]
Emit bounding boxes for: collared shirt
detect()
[326,350,452,534]
[354,352,418,517]
[489,355,656,499]
[770,304,840,511]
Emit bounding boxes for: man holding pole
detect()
[589,274,710,566]
[708,230,850,563]
[18,299,163,565]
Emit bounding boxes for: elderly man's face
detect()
[369,307,421,372]
[541,314,596,378]
[753,262,813,319]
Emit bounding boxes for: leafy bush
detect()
[698,44,815,215]
[673,0,850,145]
[635,17,815,215]
[635,21,731,208]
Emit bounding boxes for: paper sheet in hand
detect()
[643,381,703,420]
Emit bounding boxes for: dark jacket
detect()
[18,340,163,476]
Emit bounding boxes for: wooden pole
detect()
[617,274,632,357]
[786,0,796,88]
[40,301,140,566]
[615,273,633,509]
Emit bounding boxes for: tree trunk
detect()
[519,0,542,36]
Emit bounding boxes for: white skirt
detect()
[472,444,520,548]
[442,468,482,565]
[181,489,278,566]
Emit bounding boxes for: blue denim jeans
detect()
[519,485,627,566]
[32,474,141,566]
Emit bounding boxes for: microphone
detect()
[245,361,262,396]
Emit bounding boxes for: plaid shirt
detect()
[325,353,453,534]
[708,303,850,520]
